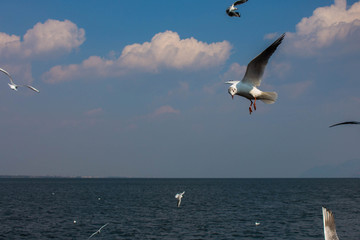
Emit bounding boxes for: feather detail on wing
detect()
[322,207,339,240]
[242,33,285,87]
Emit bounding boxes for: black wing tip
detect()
[329,121,360,127]
[277,33,286,43]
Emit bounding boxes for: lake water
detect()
[0,178,359,239]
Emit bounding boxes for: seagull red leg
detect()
[249,100,253,114]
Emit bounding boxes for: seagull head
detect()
[228,86,237,99]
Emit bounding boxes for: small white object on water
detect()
[73,220,77,224]
[255,222,260,226]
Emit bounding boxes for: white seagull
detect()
[88,223,109,239]
[226,33,285,114]
[226,0,248,17]
[0,67,40,93]
[175,191,185,207]
[322,207,339,240]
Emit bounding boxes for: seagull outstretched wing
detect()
[329,121,360,128]
[23,85,40,93]
[0,67,15,85]
[322,207,339,240]
[233,0,248,6]
[242,33,285,87]
[88,223,109,239]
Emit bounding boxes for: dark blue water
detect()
[0,178,359,239]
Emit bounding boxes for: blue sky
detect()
[0,0,359,177]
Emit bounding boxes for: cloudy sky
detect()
[0,0,359,177]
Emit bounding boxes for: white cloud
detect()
[42,31,232,83]
[222,62,247,80]
[285,0,360,55]
[280,80,313,99]
[0,19,85,59]
[84,108,103,116]
[151,105,180,117]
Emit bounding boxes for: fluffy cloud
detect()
[285,0,360,55]
[43,31,232,83]
[0,19,85,59]
[151,105,180,117]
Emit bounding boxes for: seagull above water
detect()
[226,33,285,114]
[322,207,339,240]
[175,191,185,207]
[226,0,248,17]
[0,67,40,93]
[88,223,109,239]
[329,121,360,128]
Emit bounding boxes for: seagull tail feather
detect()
[259,91,278,104]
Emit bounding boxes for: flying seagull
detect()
[226,33,285,114]
[226,0,248,17]
[329,121,360,128]
[175,191,185,207]
[0,67,40,93]
[88,223,109,239]
[322,207,339,240]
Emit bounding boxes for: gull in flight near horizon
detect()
[0,67,39,93]
[226,0,248,17]
[329,121,360,128]
[226,33,285,114]
[322,207,339,240]
[175,191,185,207]
[88,223,109,239]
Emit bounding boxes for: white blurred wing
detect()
[0,67,15,85]
[24,85,40,93]
[233,0,248,6]
[225,80,240,85]
[322,207,339,240]
[87,231,98,239]
[99,223,109,232]
[177,198,181,207]
[242,33,285,87]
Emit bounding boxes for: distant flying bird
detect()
[226,33,285,114]
[329,121,360,128]
[226,0,248,17]
[0,67,40,93]
[322,207,339,240]
[175,191,185,207]
[88,223,109,239]
[255,222,260,226]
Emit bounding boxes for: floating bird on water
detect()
[0,67,39,93]
[255,222,260,226]
[329,121,360,128]
[175,191,185,207]
[226,0,248,17]
[322,207,339,240]
[226,33,285,114]
[88,223,109,239]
